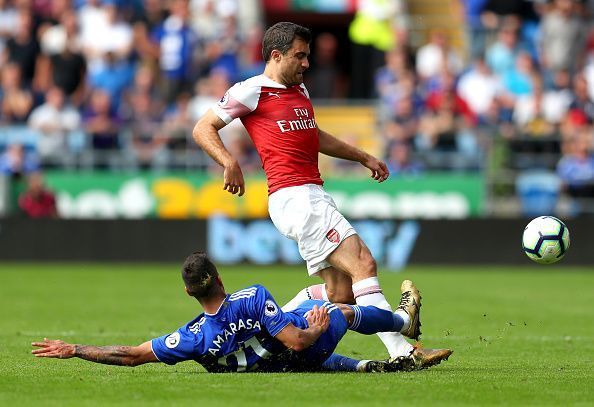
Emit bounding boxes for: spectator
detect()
[305,32,346,99]
[348,0,403,98]
[375,46,412,97]
[122,90,169,170]
[501,52,536,100]
[513,75,570,135]
[418,89,474,153]
[78,0,108,51]
[458,57,500,117]
[125,62,160,98]
[189,0,239,42]
[384,96,419,144]
[568,74,594,122]
[162,91,193,157]
[386,141,425,175]
[121,62,163,118]
[135,0,167,32]
[0,63,34,124]
[486,26,519,77]
[458,0,489,60]
[27,86,81,166]
[151,0,198,104]
[557,130,594,207]
[87,51,134,109]
[4,8,40,85]
[0,0,18,56]
[37,0,72,30]
[540,0,586,74]
[188,70,230,121]
[47,34,86,105]
[0,143,39,177]
[481,0,532,32]
[425,71,476,125]
[36,8,84,95]
[81,0,133,74]
[18,171,58,218]
[237,23,264,80]
[416,30,463,81]
[82,88,122,168]
[204,15,241,81]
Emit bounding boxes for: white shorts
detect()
[268,184,356,276]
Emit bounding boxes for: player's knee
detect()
[325,285,355,304]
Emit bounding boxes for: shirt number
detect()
[218,336,271,372]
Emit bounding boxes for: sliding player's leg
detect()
[321,353,415,373]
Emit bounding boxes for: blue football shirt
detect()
[151,285,316,372]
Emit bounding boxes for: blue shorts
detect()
[287,300,349,369]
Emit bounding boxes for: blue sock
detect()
[322,353,361,372]
[349,305,404,334]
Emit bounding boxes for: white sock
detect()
[394,310,411,332]
[281,284,327,312]
[353,277,414,358]
[356,360,371,372]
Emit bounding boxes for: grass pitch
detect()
[1,263,593,406]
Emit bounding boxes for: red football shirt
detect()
[18,190,57,218]
[213,75,323,194]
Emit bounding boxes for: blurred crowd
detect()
[0,0,593,216]
[0,0,262,177]
[375,0,594,212]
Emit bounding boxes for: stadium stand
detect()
[0,0,593,216]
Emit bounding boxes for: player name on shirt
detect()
[207,318,262,356]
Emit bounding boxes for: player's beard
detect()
[288,71,304,86]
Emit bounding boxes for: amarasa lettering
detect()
[208,319,261,355]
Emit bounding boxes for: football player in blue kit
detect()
[32,252,450,373]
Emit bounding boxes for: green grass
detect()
[1,263,593,406]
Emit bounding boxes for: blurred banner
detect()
[1,218,592,268]
[44,172,484,219]
[262,0,357,13]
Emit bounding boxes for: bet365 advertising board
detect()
[44,172,484,219]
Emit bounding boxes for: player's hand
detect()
[305,304,330,332]
[361,155,389,182]
[31,338,76,359]
[223,160,245,196]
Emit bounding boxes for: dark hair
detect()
[262,22,312,62]
[181,252,219,298]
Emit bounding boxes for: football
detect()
[522,216,570,264]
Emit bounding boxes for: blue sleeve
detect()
[151,318,202,365]
[251,285,293,337]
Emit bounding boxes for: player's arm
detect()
[273,304,330,352]
[192,108,245,196]
[31,338,159,367]
[318,127,389,182]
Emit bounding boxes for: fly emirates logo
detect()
[276,108,317,133]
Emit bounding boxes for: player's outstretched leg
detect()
[410,346,453,370]
[396,279,421,341]
[396,280,453,369]
[340,280,453,370]
[321,353,415,373]
[345,283,419,339]
[363,356,416,373]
